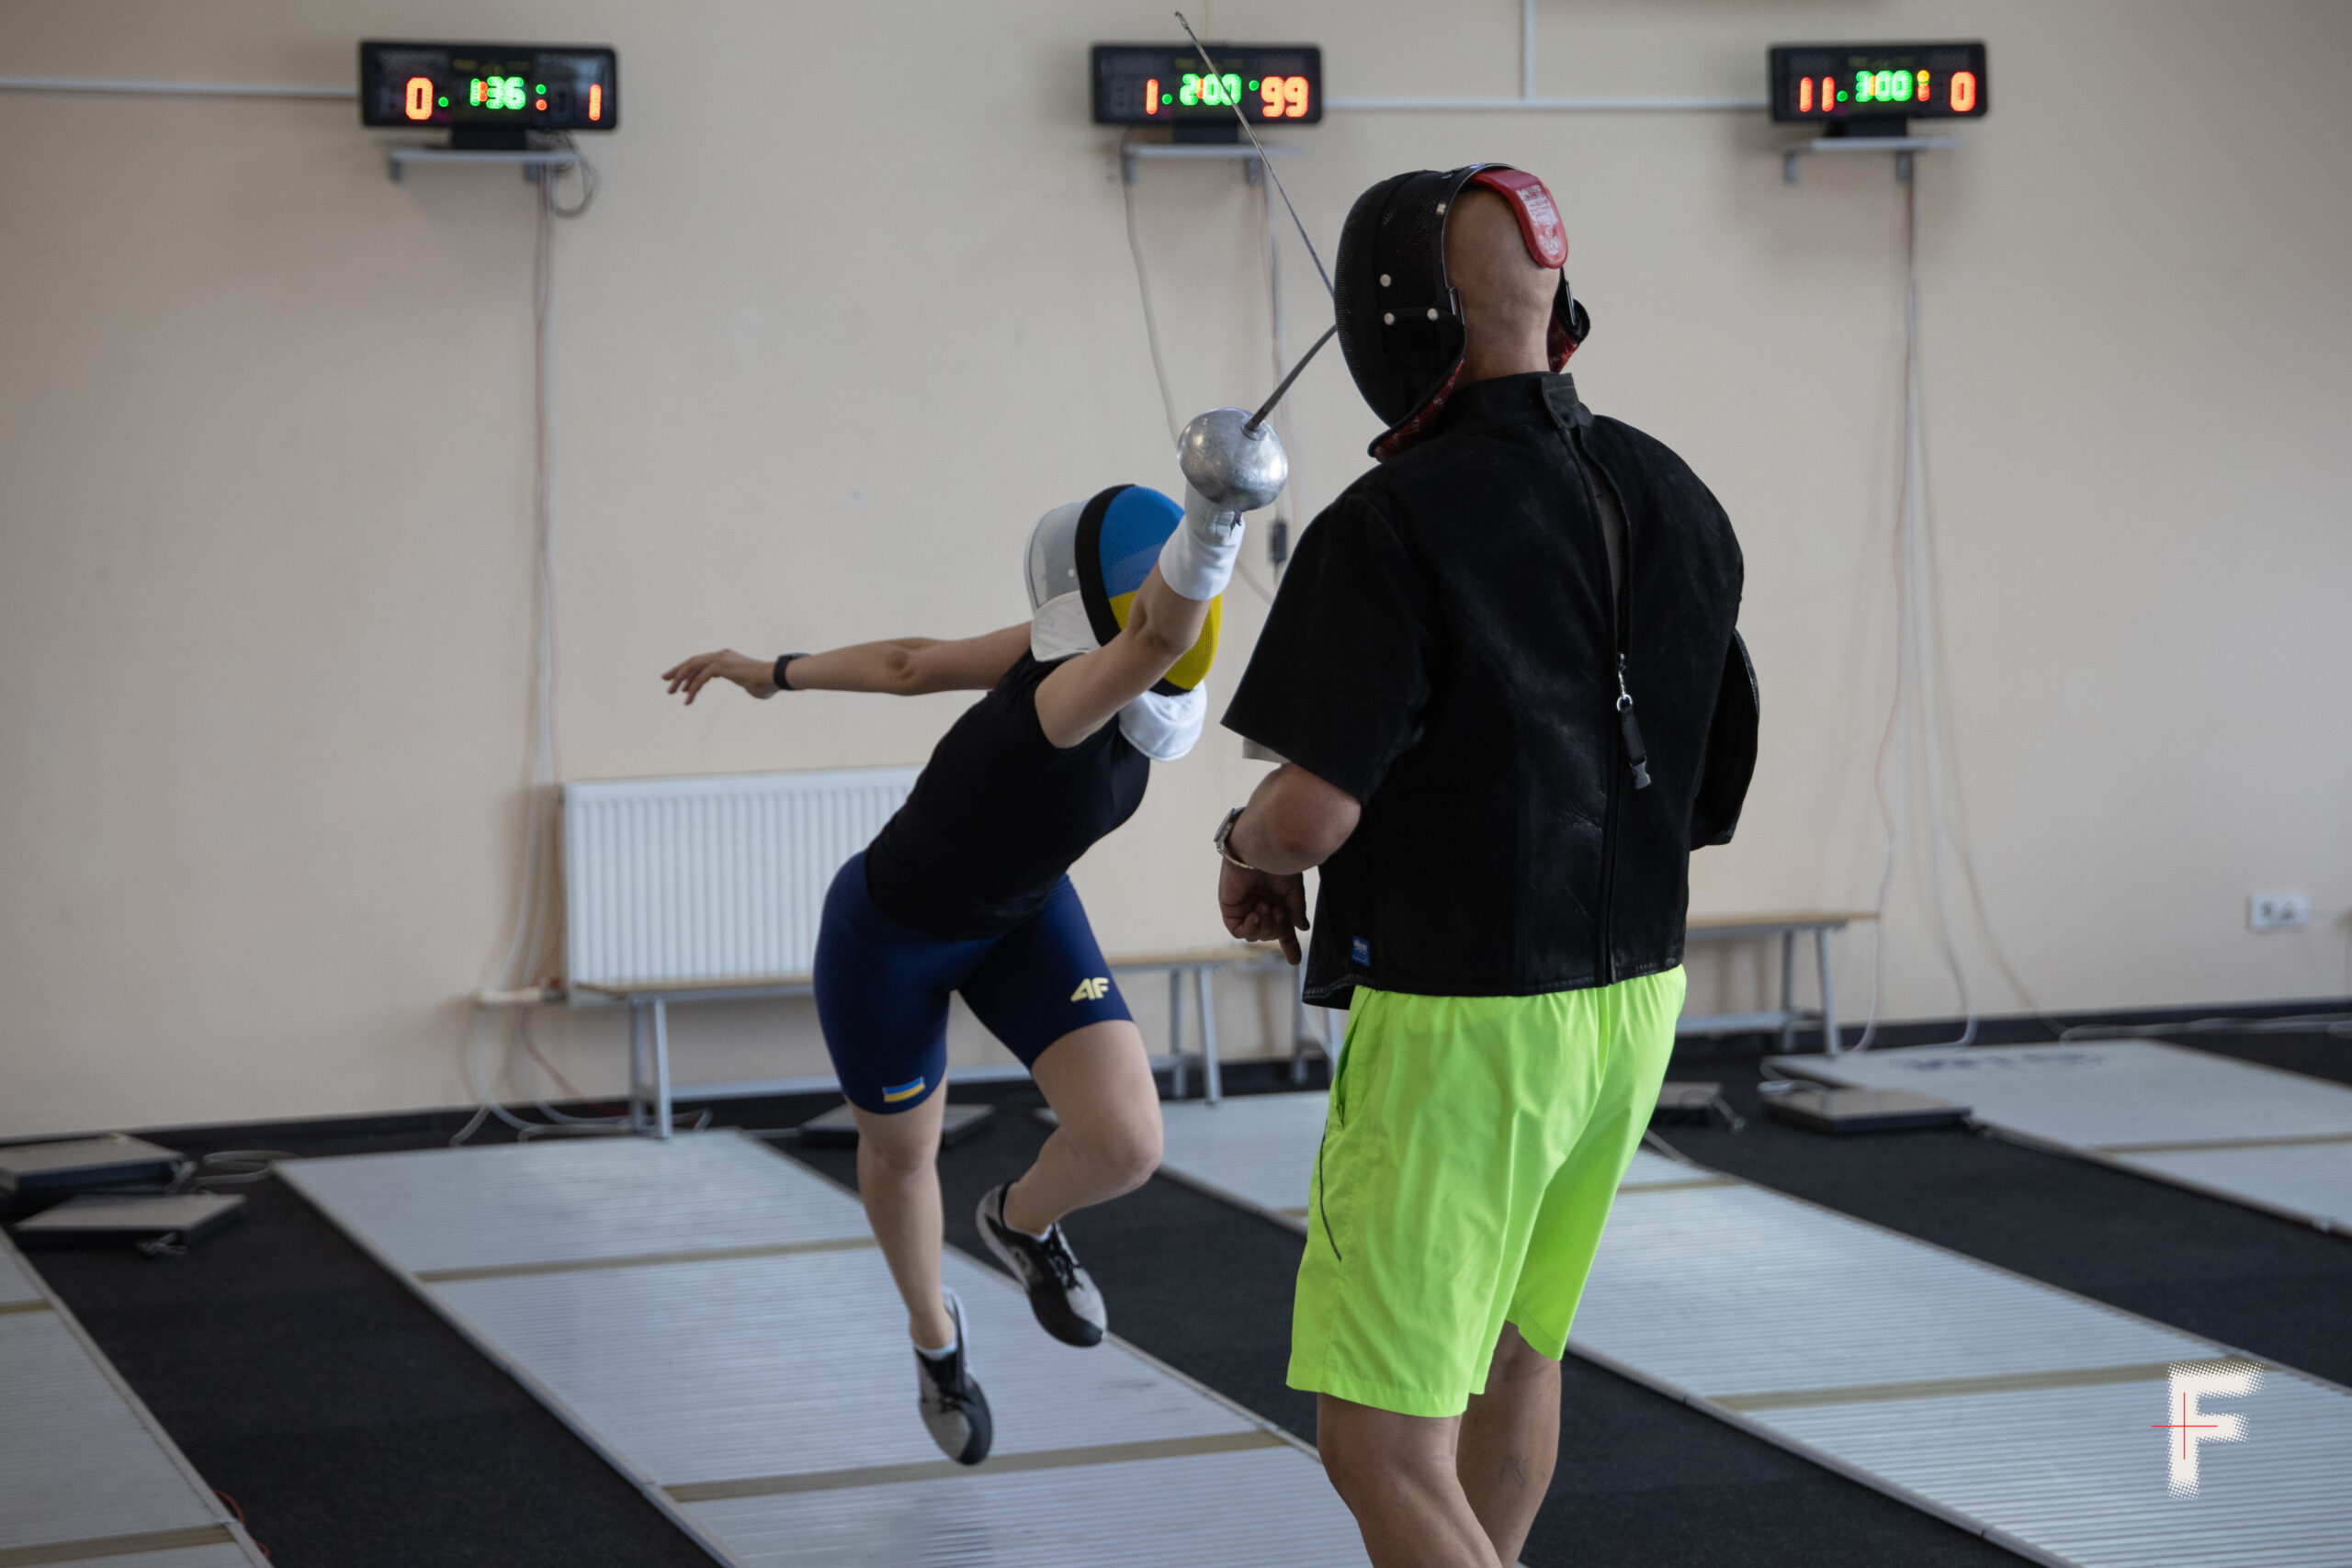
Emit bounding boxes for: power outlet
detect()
[2248,892,2311,931]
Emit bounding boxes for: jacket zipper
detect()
[1574,427,1643,985]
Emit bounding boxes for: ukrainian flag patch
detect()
[881,1077,927,1104]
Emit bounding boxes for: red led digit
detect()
[1283,75,1308,118]
[403,76,433,119]
[1261,76,1283,116]
[1950,70,1976,113]
[1798,76,1813,113]
[1146,77,1160,115]
[588,83,602,121]
[1823,76,1836,111]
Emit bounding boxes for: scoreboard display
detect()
[1770,42,1987,125]
[360,41,618,132]
[1092,43,1322,126]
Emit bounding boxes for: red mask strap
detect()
[1464,168,1568,268]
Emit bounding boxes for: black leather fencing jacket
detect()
[1224,372,1756,1005]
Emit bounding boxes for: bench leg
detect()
[628,999,649,1134]
[1167,969,1187,1100]
[1195,966,1222,1106]
[652,997,674,1140]
[1815,927,1840,1055]
[1779,931,1799,1055]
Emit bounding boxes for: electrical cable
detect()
[1175,12,1334,299]
[544,133,598,220]
[1897,345,2075,1043]
[453,148,583,1145]
[1851,163,1977,1053]
[212,1489,269,1559]
[188,1151,296,1188]
[1259,172,1297,575]
[1120,131,1185,449]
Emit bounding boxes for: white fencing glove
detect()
[1159,485,1245,602]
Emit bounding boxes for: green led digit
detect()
[505,76,527,110]
[1854,69,1872,103]
[1892,69,1912,102]
[1180,73,1200,106]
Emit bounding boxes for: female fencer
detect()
[660,468,1261,1466]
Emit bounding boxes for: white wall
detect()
[4,0,2347,1136]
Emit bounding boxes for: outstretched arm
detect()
[662,625,1031,705]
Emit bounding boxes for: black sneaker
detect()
[975,1183,1106,1348]
[914,1289,992,1465]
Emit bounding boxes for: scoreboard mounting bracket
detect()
[1782,134,1963,186]
[384,143,582,184]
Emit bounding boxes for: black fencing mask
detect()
[1333,164,1591,460]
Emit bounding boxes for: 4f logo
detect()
[1069,976,1111,1002]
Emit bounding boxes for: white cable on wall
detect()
[451,156,605,1144]
[1854,165,1980,1053]
[1120,133,1184,450]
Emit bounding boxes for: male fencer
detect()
[1209,166,1758,1566]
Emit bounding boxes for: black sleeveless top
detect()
[863,653,1149,938]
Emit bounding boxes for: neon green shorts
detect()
[1288,969,1684,1418]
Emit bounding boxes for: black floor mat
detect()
[788,1082,2024,1567]
[28,1116,713,1568]
[23,1022,2347,1566]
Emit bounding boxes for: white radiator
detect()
[561,767,918,990]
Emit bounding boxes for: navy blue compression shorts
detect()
[813,852,1133,1114]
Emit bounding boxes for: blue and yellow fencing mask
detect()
[1024,484,1219,761]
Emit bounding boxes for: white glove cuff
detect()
[1160,487,1244,601]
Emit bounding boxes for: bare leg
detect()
[1457,1323,1560,1564]
[1001,1019,1163,1234]
[850,1092,955,1349]
[1317,1395,1499,1568]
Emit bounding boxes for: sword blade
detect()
[1174,11,1334,299]
[1245,322,1337,430]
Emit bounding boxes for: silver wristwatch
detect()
[1212,806,1255,870]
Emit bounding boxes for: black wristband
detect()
[774,653,809,691]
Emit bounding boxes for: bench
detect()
[1679,910,1873,1055]
[574,914,1870,1135]
[1278,909,1877,1077]
[575,943,1290,1137]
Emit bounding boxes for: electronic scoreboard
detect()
[1092,43,1322,130]
[361,41,618,146]
[1770,42,1987,130]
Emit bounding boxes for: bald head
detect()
[1443,186,1560,384]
